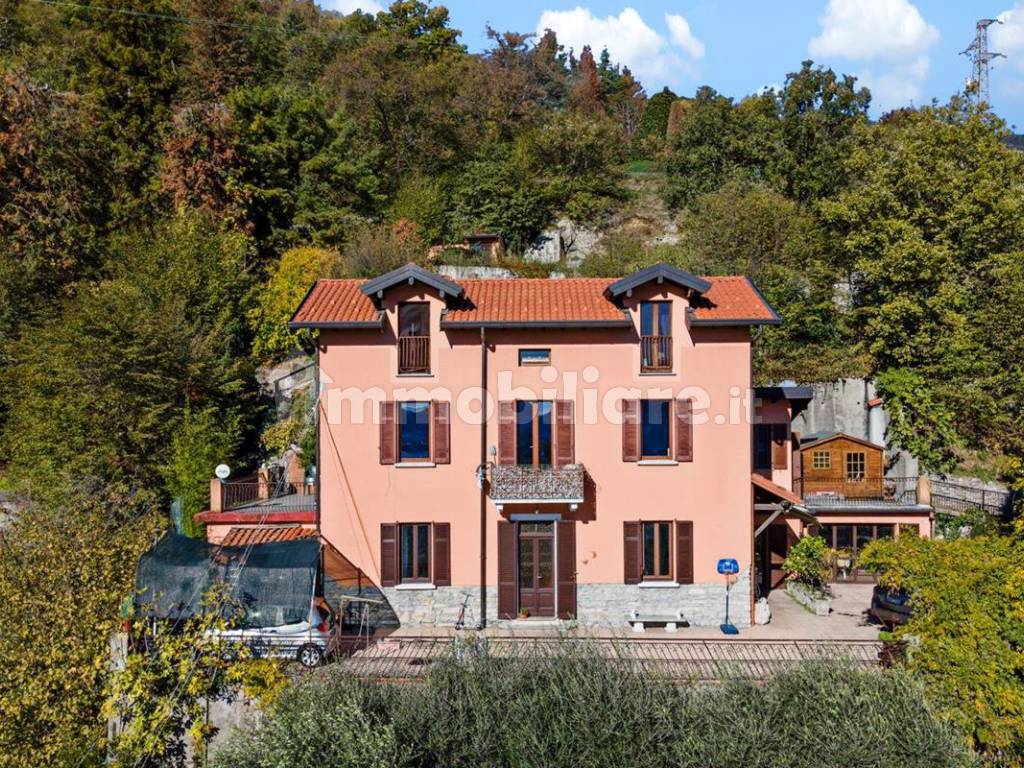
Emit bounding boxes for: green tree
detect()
[1,214,256,490]
[161,407,242,537]
[0,487,161,767]
[632,86,677,157]
[860,533,1024,761]
[250,245,342,362]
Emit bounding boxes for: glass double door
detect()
[518,522,555,617]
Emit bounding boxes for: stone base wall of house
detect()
[326,573,750,630]
[575,571,751,628]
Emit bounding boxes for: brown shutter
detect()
[621,399,639,462]
[432,523,451,586]
[771,424,789,469]
[554,400,575,466]
[623,521,642,584]
[432,401,450,464]
[675,521,693,584]
[380,401,396,465]
[380,523,398,587]
[675,398,693,462]
[557,520,576,619]
[498,401,516,465]
[497,521,516,619]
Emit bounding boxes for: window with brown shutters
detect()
[380,523,398,586]
[498,401,516,465]
[623,521,642,583]
[675,520,694,584]
[771,423,789,469]
[497,521,516,618]
[432,401,450,464]
[675,398,693,462]
[433,523,451,586]
[379,402,396,465]
[557,520,576,619]
[554,400,574,466]
[621,399,640,462]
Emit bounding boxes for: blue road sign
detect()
[717,558,739,575]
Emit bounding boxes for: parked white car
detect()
[214,598,336,668]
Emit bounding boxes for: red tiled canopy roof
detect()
[290,271,778,328]
[220,526,317,548]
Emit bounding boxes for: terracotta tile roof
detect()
[290,279,379,327]
[290,274,778,328]
[751,472,802,505]
[690,277,779,325]
[443,279,628,325]
[220,526,317,548]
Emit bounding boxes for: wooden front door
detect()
[518,522,555,617]
[767,524,789,591]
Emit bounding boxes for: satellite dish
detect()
[215,464,231,481]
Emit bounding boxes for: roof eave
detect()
[607,262,712,298]
[440,319,633,329]
[690,317,782,327]
[360,263,464,301]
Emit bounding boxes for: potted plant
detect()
[782,536,833,616]
[518,608,530,619]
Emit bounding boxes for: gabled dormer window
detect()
[398,302,430,374]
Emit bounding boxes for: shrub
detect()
[860,534,1024,762]
[783,535,833,591]
[214,648,972,768]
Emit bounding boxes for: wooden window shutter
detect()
[675,521,694,584]
[432,523,451,586]
[771,424,789,469]
[498,401,516,465]
[557,521,576,619]
[497,521,516,619]
[554,400,575,466]
[623,521,642,584]
[432,401,450,464]
[380,523,398,587]
[379,401,396,465]
[621,399,639,462]
[675,398,694,462]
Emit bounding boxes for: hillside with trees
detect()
[1,1,1024,764]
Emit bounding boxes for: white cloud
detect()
[808,0,938,112]
[993,5,1024,71]
[323,0,384,15]
[665,13,705,60]
[536,6,704,85]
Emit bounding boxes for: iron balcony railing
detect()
[221,479,317,514]
[795,476,919,506]
[398,335,430,374]
[489,464,586,504]
[640,335,672,372]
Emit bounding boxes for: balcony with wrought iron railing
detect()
[795,476,923,508]
[398,335,430,374]
[640,335,672,373]
[489,464,586,509]
[200,468,318,523]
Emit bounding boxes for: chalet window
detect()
[640,301,672,371]
[642,522,672,579]
[753,425,772,470]
[812,450,831,470]
[400,523,431,582]
[398,402,430,462]
[845,451,866,481]
[640,400,671,459]
[519,348,551,366]
[516,400,553,466]
[397,302,430,374]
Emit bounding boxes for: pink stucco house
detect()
[198,262,932,628]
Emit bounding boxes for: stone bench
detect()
[628,611,689,633]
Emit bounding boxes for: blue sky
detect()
[329,1,1024,129]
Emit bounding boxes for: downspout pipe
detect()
[479,327,488,628]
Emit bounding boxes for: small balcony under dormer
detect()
[489,464,586,512]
